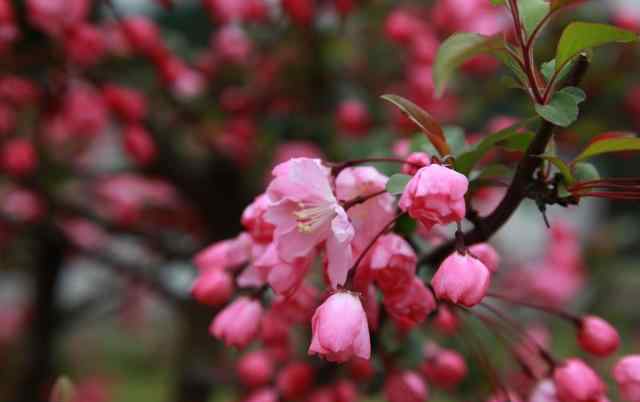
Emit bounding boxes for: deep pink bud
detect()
[193,233,252,271]
[336,99,371,137]
[468,243,500,272]
[0,76,40,108]
[212,25,252,65]
[1,138,37,177]
[241,194,275,243]
[433,305,460,334]
[384,277,436,330]
[432,252,490,307]
[120,17,166,59]
[282,0,314,27]
[399,164,468,230]
[236,350,274,389]
[384,9,420,45]
[308,291,371,363]
[191,269,233,306]
[553,358,605,402]
[244,388,278,402]
[123,124,157,166]
[209,297,263,348]
[334,0,355,17]
[348,357,375,382]
[421,348,467,389]
[577,315,619,357]
[276,361,314,400]
[0,102,15,135]
[614,355,640,402]
[384,371,428,402]
[103,85,148,122]
[64,23,105,67]
[1,187,45,223]
[369,233,416,294]
[334,380,358,402]
[401,152,430,176]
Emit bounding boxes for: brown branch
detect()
[419,54,590,268]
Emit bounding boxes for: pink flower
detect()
[469,243,500,272]
[384,371,428,402]
[369,233,417,295]
[209,297,263,348]
[191,269,234,306]
[103,84,148,123]
[421,348,467,389]
[266,158,355,289]
[384,277,436,330]
[254,243,312,296]
[193,233,252,272]
[123,124,156,166]
[335,166,395,256]
[244,388,278,402]
[402,152,431,176]
[577,315,619,357]
[1,138,37,177]
[242,194,275,243]
[614,355,640,402]
[308,291,371,362]
[399,164,468,230]
[432,252,491,307]
[553,358,605,402]
[336,99,371,137]
[236,351,274,389]
[529,380,559,402]
[433,305,460,334]
[276,362,314,400]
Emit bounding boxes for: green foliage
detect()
[386,173,412,194]
[518,0,550,35]
[573,162,601,182]
[574,137,640,162]
[538,154,574,184]
[535,86,586,127]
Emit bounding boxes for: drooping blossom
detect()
[236,350,274,389]
[308,291,371,362]
[553,358,605,402]
[469,243,500,272]
[384,277,436,330]
[399,164,468,230]
[432,252,491,307]
[191,269,234,306]
[402,152,430,176]
[577,315,619,357]
[368,233,416,295]
[614,355,640,402]
[265,158,355,288]
[209,297,263,348]
[421,347,467,389]
[242,194,275,243]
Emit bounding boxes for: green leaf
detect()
[555,22,638,72]
[550,0,585,11]
[573,162,600,182]
[499,131,535,150]
[534,87,586,127]
[490,0,505,5]
[454,120,535,176]
[386,173,412,194]
[442,126,467,155]
[395,214,418,237]
[381,95,450,156]
[433,33,503,97]
[573,137,640,162]
[538,154,574,184]
[469,164,513,181]
[519,0,550,35]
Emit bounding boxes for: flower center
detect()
[294,201,335,233]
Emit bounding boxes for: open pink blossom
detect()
[399,164,468,230]
[529,380,559,402]
[432,252,491,307]
[210,297,263,348]
[335,166,395,256]
[265,158,355,288]
[308,291,370,362]
[242,194,275,243]
[254,243,312,296]
[469,243,500,272]
[369,233,417,295]
[578,315,619,357]
[614,355,640,402]
[553,358,605,402]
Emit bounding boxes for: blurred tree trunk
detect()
[17,224,67,402]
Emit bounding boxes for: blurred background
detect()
[0,0,639,401]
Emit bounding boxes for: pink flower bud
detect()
[529,380,558,402]
[421,348,467,389]
[236,351,274,389]
[191,269,233,306]
[193,233,252,271]
[123,125,157,166]
[384,277,436,330]
[1,188,44,223]
[120,17,165,59]
[432,305,459,334]
[384,9,420,45]
[64,23,105,67]
[1,138,37,177]
[401,152,430,176]
[614,355,640,402]
[308,291,371,363]
[276,361,314,400]
[348,357,375,382]
[0,76,40,108]
[282,0,314,27]
[432,252,490,307]
[553,358,605,402]
[369,234,416,294]
[399,164,468,231]
[212,25,252,65]
[209,297,263,348]
[577,315,619,357]
[103,85,148,123]
[244,388,278,402]
[334,380,358,402]
[336,99,371,137]
[384,371,428,402]
[241,194,275,243]
[468,243,500,272]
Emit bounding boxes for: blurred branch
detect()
[420,54,590,267]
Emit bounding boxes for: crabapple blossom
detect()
[266,158,355,288]
[276,361,314,400]
[193,233,252,271]
[241,194,275,244]
[469,243,500,272]
[529,380,559,402]
[421,347,467,389]
[336,99,372,137]
[123,125,157,166]
[191,269,234,306]
[553,358,605,402]
[103,85,148,123]
[368,233,417,295]
[1,138,37,177]
[432,252,491,307]
[614,355,640,402]
[401,152,430,176]
[210,297,263,348]
[577,315,619,357]
[383,277,436,330]
[384,371,428,402]
[253,243,312,296]
[236,350,274,388]
[282,0,314,27]
[245,388,278,402]
[308,291,370,362]
[399,164,468,230]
